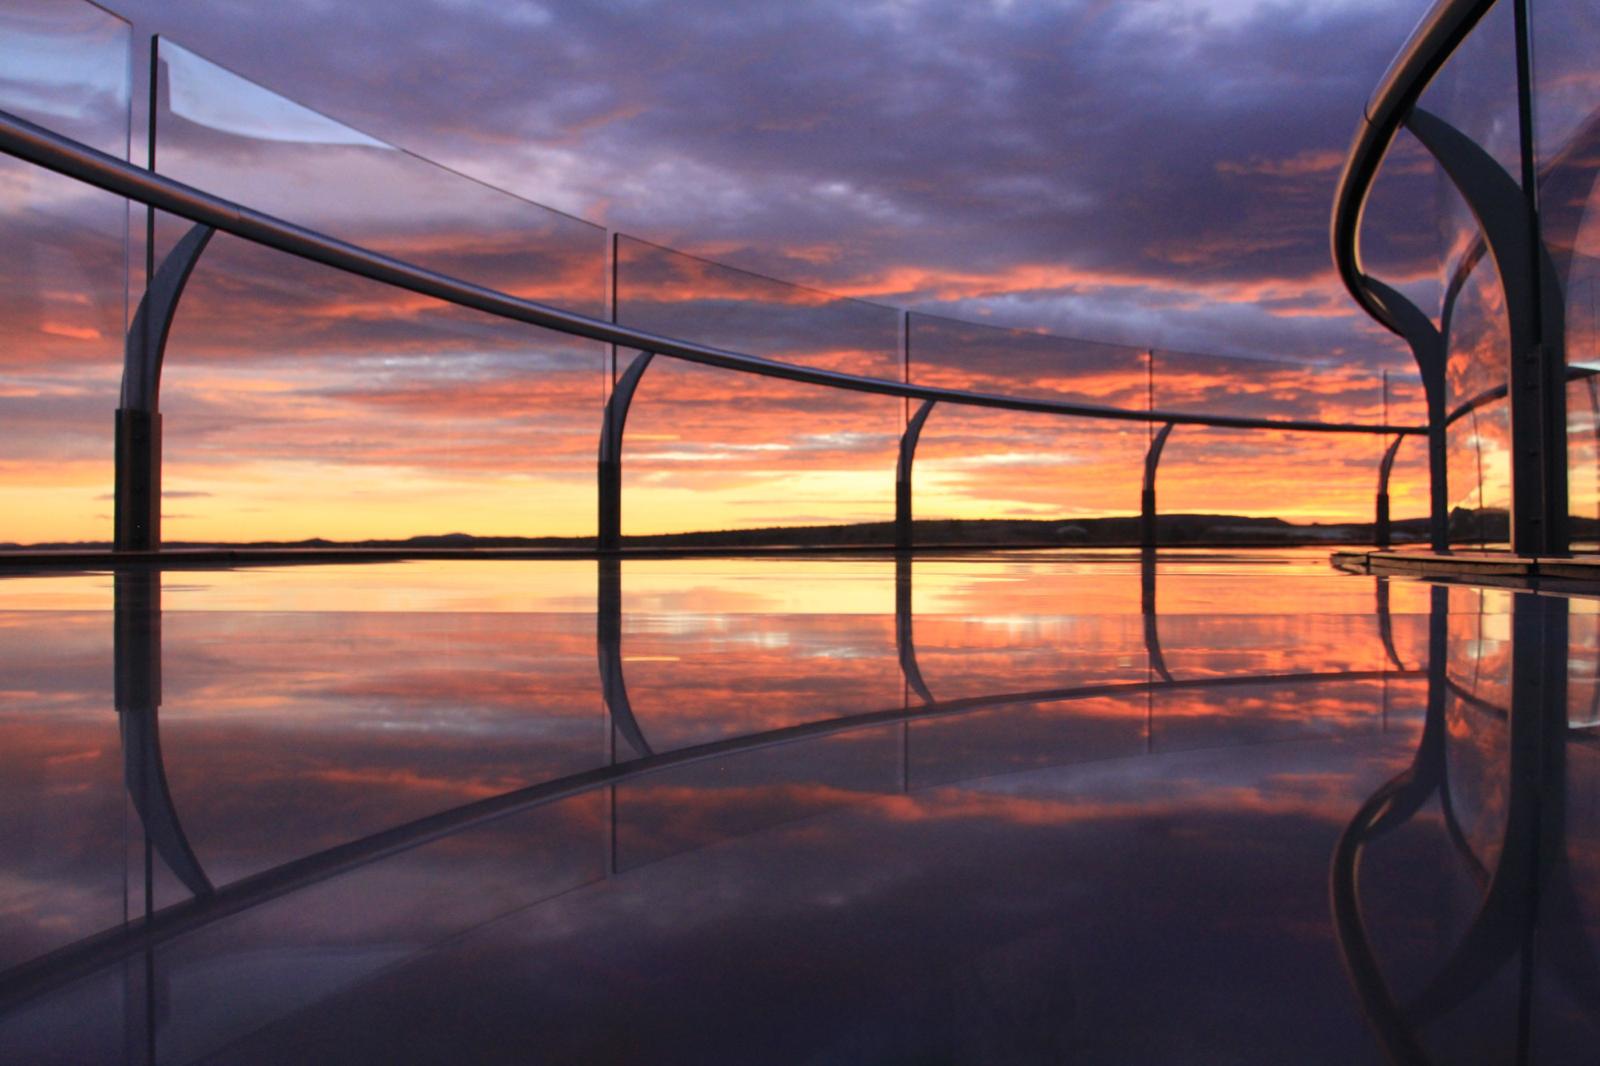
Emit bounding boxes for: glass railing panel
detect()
[906,312,1148,406]
[152,40,605,543]
[910,411,1146,540]
[1418,0,1523,188]
[0,0,129,546]
[1152,346,1386,424]
[1415,9,1518,549]
[1154,428,1385,537]
[615,236,900,379]
[152,231,604,543]
[1531,0,1600,178]
[1149,352,1395,539]
[615,236,901,538]
[1444,397,1513,548]
[1570,599,1599,727]
[1532,0,1600,552]
[1572,373,1600,551]
[0,0,128,148]
[155,41,602,310]
[1360,135,1445,320]
[904,315,1147,536]
[1438,237,1512,546]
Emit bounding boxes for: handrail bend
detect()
[1331,0,1499,335]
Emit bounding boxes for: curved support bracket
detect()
[123,223,215,414]
[1140,422,1174,552]
[115,223,215,553]
[896,400,936,551]
[1374,434,1406,549]
[598,350,655,552]
[1366,276,1450,553]
[115,573,214,898]
[1407,106,1568,554]
[597,559,654,759]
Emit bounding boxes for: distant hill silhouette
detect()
[8,508,1577,553]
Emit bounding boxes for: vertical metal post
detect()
[114,410,162,552]
[1141,422,1174,551]
[598,350,653,552]
[896,401,936,552]
[1367,278,1450,552]
[1375,435,1405,549]
[115,222,213,553]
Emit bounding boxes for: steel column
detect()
[597,350,654,551]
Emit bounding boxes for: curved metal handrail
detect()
[1331,0,1499,335]
[0,107,1419,438]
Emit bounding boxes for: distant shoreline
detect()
[4,508,1546,553]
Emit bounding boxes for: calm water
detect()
[0,549,1594,1064]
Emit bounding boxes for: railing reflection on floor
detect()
[0,555,1429,1028]
[1332,586,1600,1062]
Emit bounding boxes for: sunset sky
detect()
[1,0,1455,543]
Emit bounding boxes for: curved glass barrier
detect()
[1151,346,1389,425]
[152,39,606,542]
[615,236,901,537]
[0,0,129,546]
[905,314,1148,532]
[1151,350,1401,530]
[1384,373,1433,533]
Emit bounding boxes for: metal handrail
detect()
[0,106,1420,437]
[1330,0,1498,335]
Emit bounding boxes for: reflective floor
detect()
[0,549,1595,1064]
